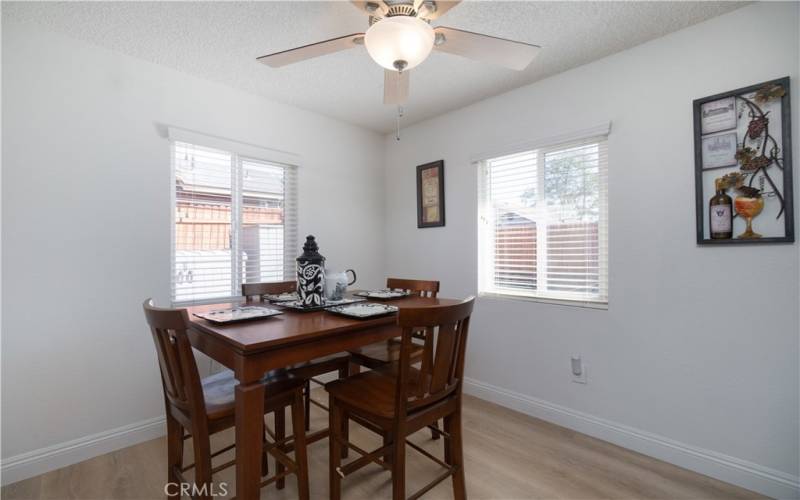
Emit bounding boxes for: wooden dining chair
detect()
[348,278,439,370]
[143,299,310,500]
[242,281,351,457]
[347,278,442,442]
[327,296,475,500]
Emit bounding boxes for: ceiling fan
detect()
[256,0,541,106]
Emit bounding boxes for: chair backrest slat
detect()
[416,326,435,398]
[453,316,470,382]
[155,329,186,403]
[242,281,297,302]
[395,297,475,415]
[428,321,458,394]
[386,278,440,298]
[142,299,204,415]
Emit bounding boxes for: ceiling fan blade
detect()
[257,33,365,68]
[433,26,540,71]
[351,1,388,17]
[384,69,410,105]
[417,1,461,20]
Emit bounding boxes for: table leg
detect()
[235,379,265,500]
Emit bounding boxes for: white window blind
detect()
[171,140,298,304]
[478,136,608,305]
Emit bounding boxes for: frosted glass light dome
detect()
[365,16,435,71]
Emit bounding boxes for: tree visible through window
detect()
[479,137,608,304]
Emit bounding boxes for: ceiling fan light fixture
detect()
[364,16,434,71]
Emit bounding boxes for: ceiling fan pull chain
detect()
[396,105,402,141]
[395,69,404,140]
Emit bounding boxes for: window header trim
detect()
[167,126,301,167]
[471,121,611,163]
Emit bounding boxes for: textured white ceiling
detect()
[4,1,746,133]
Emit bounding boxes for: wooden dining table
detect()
[185,294,461,500]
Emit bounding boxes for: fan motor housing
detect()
[385,4,416,17]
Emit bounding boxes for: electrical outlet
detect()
[571,356,587,384]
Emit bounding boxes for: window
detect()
[171,140,297,304]
[478,135,608,306]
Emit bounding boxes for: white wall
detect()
[383,3,799,497]
[3,2,799,497]
[1,18,385,476]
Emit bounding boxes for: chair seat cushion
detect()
[348,341,424,369]
[202,369,303,420]
[325,367,427,419]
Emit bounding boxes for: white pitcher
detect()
[325,269,357,301]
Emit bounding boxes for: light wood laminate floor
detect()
[2,393,763,500]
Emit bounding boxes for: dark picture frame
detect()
[693,77,794,244]
[416,160,445,228]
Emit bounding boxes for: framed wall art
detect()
[417,160,445,228]
[694,77,794,244]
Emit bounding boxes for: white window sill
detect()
[478,291,608,310]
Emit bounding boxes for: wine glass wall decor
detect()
[693,77,794,244]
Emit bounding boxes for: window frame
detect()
[168,129,299,306]
[477,128,609,309]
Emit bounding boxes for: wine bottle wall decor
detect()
[693,77,794,244]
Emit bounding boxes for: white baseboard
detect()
[0,370,337,487]
[3,381,797,499]
[463,377,799,500]
[1,416,166,486]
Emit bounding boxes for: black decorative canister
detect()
[296,235,325,307]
